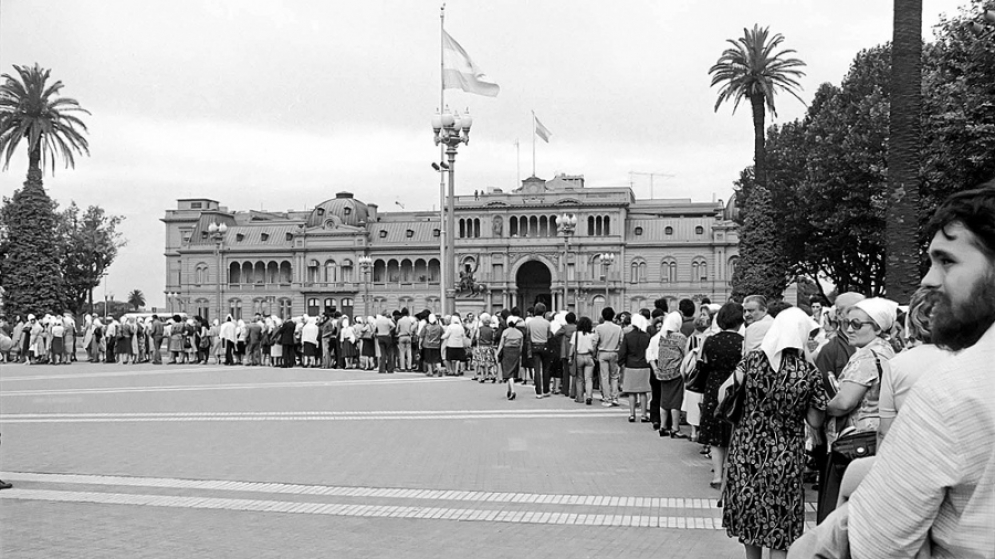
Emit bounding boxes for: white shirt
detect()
[850,323,995,558]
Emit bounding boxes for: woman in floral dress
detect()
[722,308,827,559]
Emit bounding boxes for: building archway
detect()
[516,260,552,311]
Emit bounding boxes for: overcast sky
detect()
[0,0,970,308]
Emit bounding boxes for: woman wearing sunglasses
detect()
[822,297,898,515]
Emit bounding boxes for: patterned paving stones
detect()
[0,361,811,558]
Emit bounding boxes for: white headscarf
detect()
[662,312,683,335]
[428,314,437,325]
[853,297,899,332]
[630,314,649,333]
[450,315,462,326]
[550,311,568,334]
[760,307,820,373]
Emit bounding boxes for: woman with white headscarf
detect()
[826,297,898,435]
[339,316,358,369]
[421,314,444,376]
[497,316,525,400]
[441,315,468,376]
[619,313,653,422]
[648,312,689,438]
[722,307,828,558]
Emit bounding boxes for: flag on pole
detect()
[534,115,552,143]
[442,30,500,97]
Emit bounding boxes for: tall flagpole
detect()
[515,139,520,187]
[531,111,536,177]
[439,3,447,315]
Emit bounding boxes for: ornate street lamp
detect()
[558,213,578,311]
[432,106,473,315]
[358,255,373,318]
[208,222,228,322]
[600,252,616,307]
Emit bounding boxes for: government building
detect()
[162,174,740,321]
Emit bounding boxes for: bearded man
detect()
[791,181,995,558]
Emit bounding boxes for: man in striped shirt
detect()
[847,184,995,557]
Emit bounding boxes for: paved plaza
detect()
[0,361,815,558]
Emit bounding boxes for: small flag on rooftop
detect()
[442,30,500,97]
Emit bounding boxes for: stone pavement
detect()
[0,360,816,558]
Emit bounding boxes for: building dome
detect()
[724,193,740,222]
[306,192,370,228]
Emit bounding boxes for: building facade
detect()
[162,174,739,321]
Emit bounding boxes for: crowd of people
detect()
[0,184,992,558]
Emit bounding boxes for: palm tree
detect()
[709,25,806,192]
[0,63,91,186]
[128,289,145,311]
[709,25,806,298]
[885,1,922,301]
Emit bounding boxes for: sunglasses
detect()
[844,319,876,331]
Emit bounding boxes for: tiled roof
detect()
[369,219,440,246]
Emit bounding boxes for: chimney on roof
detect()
[336,192,353,199]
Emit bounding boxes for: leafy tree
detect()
[709,25,806,299]
[127,289,145,311]
[57,202,126,315]
[886,0,923,301]
[0,186,64,316]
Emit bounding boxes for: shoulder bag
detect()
[715,366,746,424]
[831,353,884,461]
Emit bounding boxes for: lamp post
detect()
[358,255,373,318]
[104,293,113,321]
[558,213,578,311]
[431,106,473,315]
[600,253,616,308]
[208,222,229,322]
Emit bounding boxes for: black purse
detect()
[715,370,746,424]
[832,430,877,461]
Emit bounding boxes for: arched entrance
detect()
[516,260,552,310]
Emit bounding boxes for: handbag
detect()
[715,369,746,424]
[832,429,877,461]
[684,360,708,393]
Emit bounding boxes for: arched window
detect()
[252,297,267,316]
[373,259,386,283]
[728,256,739,280]
[550,215,559,236]
[373,296,388,314]
[509,216,518,237]
[630,259,647,284]
[692,257,708,282]
[324,260,338,283]
[604,216,611,236]
[341,259,353,283]
[399,296,414,311]
[695,225,705,235]
[665,226,674,236]
[428,258,441,283]
[425,296,440,313]
[592,295,606,309]
[242,262,253,284]
[267,261,279,284]
[539,216,548,237]
[228,298,242,321]
[661,258,677,283]
[587,215,595,235]
[279,261,292,284]
[459,219,466,239]
[324,298,337,313]
[529,216,538,237]
[414,259,428,282]
[630,297,646,313]
[474,218,481,238]
[340,298,354,313]
[595,216,603,236]
[278,298,293,320]
[400,259,413,283]
[387,259,400,283]
[254,262,265,284]
[307,298,320,316]
[195,263,209,285]
[229,262,241,285]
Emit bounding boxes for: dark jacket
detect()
[618,329,651,369]
[278,321,296,345]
